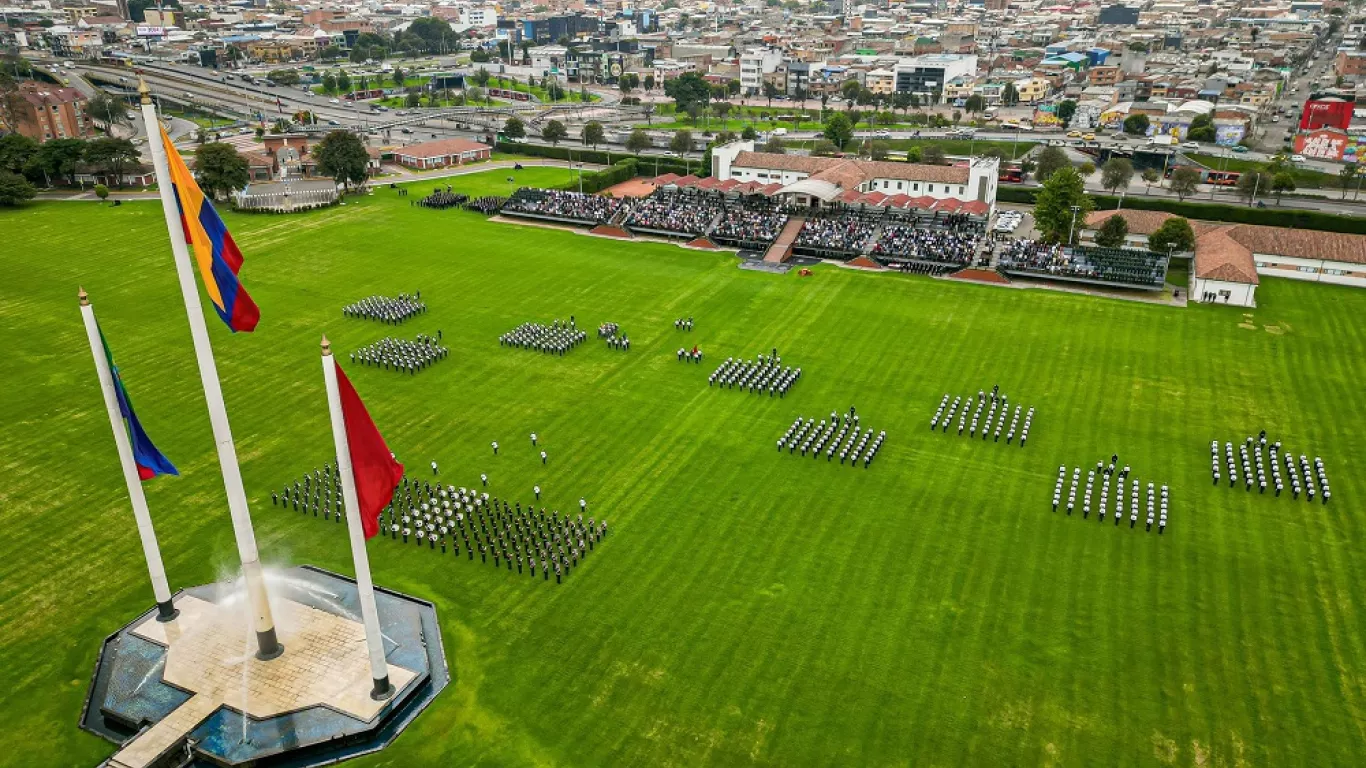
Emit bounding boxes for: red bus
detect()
[999,167,1024,183]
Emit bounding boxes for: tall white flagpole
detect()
[79,288,179,622]
[139,78,282,659]
[320,336,394,700]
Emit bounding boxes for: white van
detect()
[772,127,788,136]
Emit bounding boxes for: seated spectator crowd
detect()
[503,188,621,224]
[872,224,980,265]
[625,190,723,236]
[795,210,880,254]
[998,241,1166,288]
[711,198,789,246]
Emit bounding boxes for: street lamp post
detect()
[1068,204,1081,246]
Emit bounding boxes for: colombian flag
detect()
[160,126,260,333]
[99,322,179,480]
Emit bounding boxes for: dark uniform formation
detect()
[708,352,800,397]
[929,385,1034,447]
[342,292,428,325]
[351,333,449,374]
[777,407,886,468]
[416,186,468,209]
[380,474,607,583]
[275,462,346,522]
[465,196,506,215]
[499,319,587,355]
[598,322,631,351]
[1213,431,1331,504]
[1052,456,1169,534]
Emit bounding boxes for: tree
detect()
[314,130,370,190]
[867,140,890,161]
[1271,172,1296,205]
[740,125,758,141]
[1078,161,1096,178]
[1141,167,1160,194]
[405,90,421,108]
[796,139,832,157]
[83,137,140,188]
[1100,157,1134,196]
[1055,99,1077,126]
[392,66,406,88]
[1094,214,1129,247]
[669,130,693,156]
[840,78,862,104]
[33,138,88,185]
[336,70,352,93]
[0,171,36,206]
[545,80,565,102]
[762,81,779,107]
[618,72,640,95]
[964,94,985,114]
[267,68,300,86]
[1237,170,1271,205]
[193,142,249,199]
[1148,217,1196,254]
[1033,166,1093,244]
[644,74,656,93]
[0,133,39,175]
[86,93,128,128]
[714,101,733,123]
[321,71,338,94]
[626,128,651,156]
[472,68,491,88]
[763,136,786,154]
[1169,166,1201,201]
[921,146,946,165]
[320,45,344,62]
[1123,113,1150,136]
[1002,82,1020,107]
[904,146,922,163]
[1034,145,1069,182]
[583,121,605,149]
[503,116,525,140]
[541,120,568,146]
[823,112,854,149]
[663,72,712,114]
[470,49,491,63]
[1187,113,1215,143]
[1338,163,1359,200]
[685,104,702,125]
[94,183,109,202]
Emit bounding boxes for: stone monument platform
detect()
[81,566,449,768]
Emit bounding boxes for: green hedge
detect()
[570,159,638,194]
[997,186,1366,235]
[496,141,699,179]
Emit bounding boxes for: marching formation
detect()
[673,317,695,332]
[708,353,801,397]
[499,320,587,355]
[1213,431,1332,504]
[930,385,1034,447]
[465,196,506,215]
[597,322,631,350]
[676,345,704,363]
[342,293,428,325]
[350,333,449,374]
[380,474,606,584]
[777,407,886,468]
[1052,456,1169,534]
[416,188,467,210]
[273,462,344,520]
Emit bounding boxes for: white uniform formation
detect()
[350,335,448,374]
[777,409,885,468]
[499,320,587,356]
[341,293,428,325]
[930,386,1035,447]
[1214,432,1331,504]
[708,354,801,397]
[1053,459,1169,534]
[598,322,630,351]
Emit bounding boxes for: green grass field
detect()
[2,171,1366,766]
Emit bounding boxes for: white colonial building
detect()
[711,141,999,213]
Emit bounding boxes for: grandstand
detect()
[624,189,724,238]
[998,241,1170,290]
[501,188,622,225]
[710,197,790,250]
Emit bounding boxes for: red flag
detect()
[336,364,404,538]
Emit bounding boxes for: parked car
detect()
[330,98,340,104]
[1181,141,1199,150]
[1231,145,1250,153]
[1067,130,1082,138]
[1290,154,1307,163]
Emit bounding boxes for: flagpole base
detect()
[370,676,394,701]
[255,629,284,661]
[155,599,180,623]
